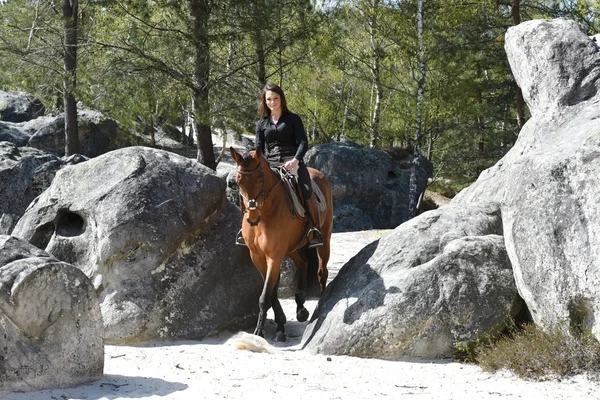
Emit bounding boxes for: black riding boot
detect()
[297,165,323,248]
[305,196,324,249]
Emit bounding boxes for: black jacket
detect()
[255,112,308,165]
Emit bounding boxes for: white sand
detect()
[4,231,600,399]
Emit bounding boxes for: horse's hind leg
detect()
[289,250,310,323]
[317,242,330,293]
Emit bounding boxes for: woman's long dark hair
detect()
[258,83,290,117]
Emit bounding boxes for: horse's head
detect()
[230,147,266,218]
[230,147,263,172]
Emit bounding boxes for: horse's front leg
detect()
[254,256,285,340]
[250,254,270,338]
[270,278,287,342]
[254,286,269,338]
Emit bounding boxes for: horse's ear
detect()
[254,146,262,158]
[230,147,242,164]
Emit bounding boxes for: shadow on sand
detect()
[3,375,188,400]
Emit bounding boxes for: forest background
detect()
[1,0,599,194]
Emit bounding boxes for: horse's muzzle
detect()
[247,215,262,226]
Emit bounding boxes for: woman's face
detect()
[265,90,282,114]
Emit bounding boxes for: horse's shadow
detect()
[253,238,388,351]
[301,239,385,349]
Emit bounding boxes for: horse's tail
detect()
[227,332,276,353]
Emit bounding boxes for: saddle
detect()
[274,167,326,224]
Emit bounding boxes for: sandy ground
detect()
[4,230,600,400]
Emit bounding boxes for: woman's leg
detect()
[298,164,323,248]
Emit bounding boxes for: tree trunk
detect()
[512,0,526,129]
[227,35,243,143]
[63,0,79,156]
[413,0,426,158]
[254,28,266,89]
[408,0,426,219]
[368,0,381,148]
[252,0,267,89]
[277,7,284,87]
[181,111,187,145]
[148,93,156,146]
[190,0,216,170]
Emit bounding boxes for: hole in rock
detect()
[56,209,85,237]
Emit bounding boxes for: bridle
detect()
[236,161,283,226]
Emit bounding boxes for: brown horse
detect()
[230,146,333,342]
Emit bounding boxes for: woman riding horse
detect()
[231,84,333,341]
[236,83,323,248]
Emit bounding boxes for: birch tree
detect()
[408,0,425,218]
[62,0,80,156]
[366,0,383,148]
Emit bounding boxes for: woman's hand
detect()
[283,158,300,170]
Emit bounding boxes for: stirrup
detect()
[235,229,246,246]
[307,227,323,248]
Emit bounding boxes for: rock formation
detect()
[455,18,600,337]
[0,235,103,393]
[302,202,520,357]
[303,18,600,357]
[12,146,261,343]
[0,142,85,234]
[304,141,414,232]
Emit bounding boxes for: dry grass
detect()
[457,323,600,381]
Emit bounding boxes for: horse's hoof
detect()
[253,329,264,338]
[297,307,309,322]
[272,331,287,342]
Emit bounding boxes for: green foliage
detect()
[427,179,471,199]
[1,0,597,175]
[0,0,65,109]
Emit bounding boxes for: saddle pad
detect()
[281,176,326,221]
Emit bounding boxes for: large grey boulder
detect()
[454,18,600,336]
[302,202,521,358]
[0,122,29,146]
[27,108,137,157]
[0,235,104,393]
[0,91,44,123]
[0,142,84,235]
[305,141,412,231]
[504,18,600,119]
[14,116,60,137]
[13,146,261,343]
[26,115,65,153]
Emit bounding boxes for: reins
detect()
[237,162,284,226]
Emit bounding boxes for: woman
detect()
[236,83,323,248]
